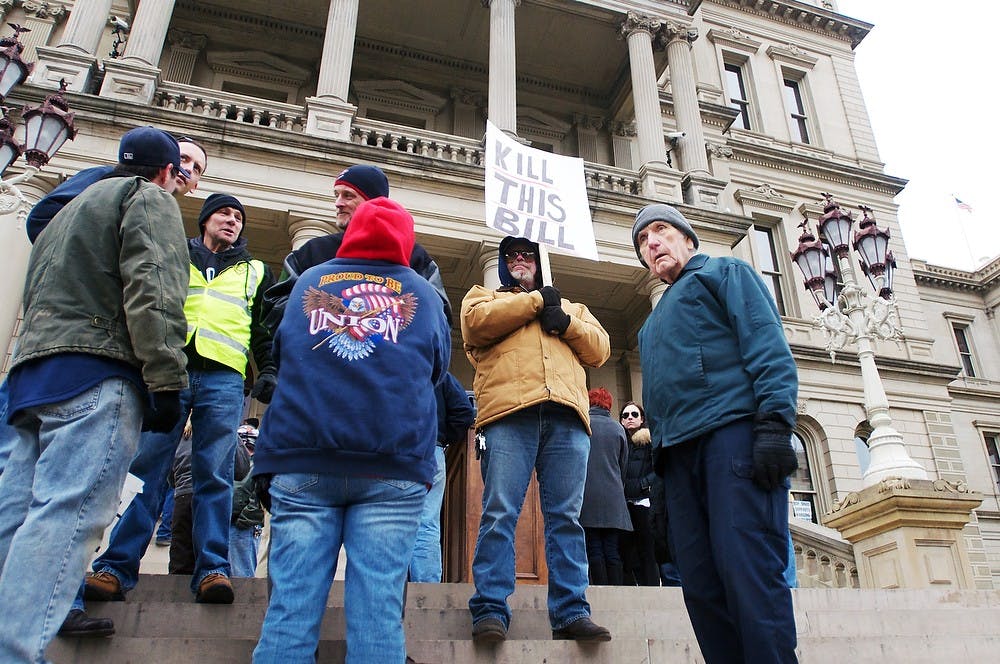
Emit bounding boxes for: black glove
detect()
[253,474,272,513]
[539,305,571,335]
[751,416,798,491]
[250,370,278,404]
[142,391,181,433]
[538,285,561,307]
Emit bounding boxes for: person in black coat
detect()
[579,389,632,585]
[619,401,661,586]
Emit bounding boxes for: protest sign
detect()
[484,121,598,261]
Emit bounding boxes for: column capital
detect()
[619,12,662,41]
[659,21,698,48]
[573,113,606,132]
[613,121,637,138]
[481,0,520,7]
[21,1,66,21]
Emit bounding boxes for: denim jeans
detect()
[0,378,142,663]
[156,486,175,542]
[92,369,244,594]
[469,403,592,631]
[253,473,426,664]
[0,379,13,476]
[229,523,260,578]
[409,445,446,582]
[663,418,797,664]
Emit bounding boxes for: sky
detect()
[836,1,1000,271]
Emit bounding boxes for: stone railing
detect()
[351,118,483,165]
[790,518,859,589]
[584,163,641,195]
[154,83,307,132]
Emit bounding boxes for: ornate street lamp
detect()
[0,24,75,219]
[792,194,926,487]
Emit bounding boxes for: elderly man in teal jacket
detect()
[634,203,799,664]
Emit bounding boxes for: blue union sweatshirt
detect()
[252,257,450,486]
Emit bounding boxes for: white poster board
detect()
[484,121,598,261]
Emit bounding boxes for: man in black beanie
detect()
[86,192,277,606]
[262,164,452,331]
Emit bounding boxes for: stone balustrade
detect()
[790,518,859,589]
[350,118,483,165]
[155,82,307,132]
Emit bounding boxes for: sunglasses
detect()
[621,410,641,419]
[504,250,535,262]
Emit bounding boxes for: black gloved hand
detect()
[539,305,571,335]
[250,370,278,404]
[538,285,561,308]
[142,390,181,433]
[253,474,272,513]
[751,416,798,491]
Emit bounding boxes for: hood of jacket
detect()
[188,235,252,275]
[497,236,541,290]
[629,426,651,446]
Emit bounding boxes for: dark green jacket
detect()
[15,175,189,392]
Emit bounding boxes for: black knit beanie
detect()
[198,193,246,235]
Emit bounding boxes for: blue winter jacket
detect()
[26,166,114,243]
[252,257,451,485]
[638,253,798,451]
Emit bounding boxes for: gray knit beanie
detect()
[631,203,699,266]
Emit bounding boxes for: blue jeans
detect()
[229,523,260,578]
[0,378,142,662]
[663,418,797,664]
[469,403,591,631]
[409,445,446,582]
[253,473,426,664]
[156,486,175,542]
[92,369,244,594]
[0,379,13,477]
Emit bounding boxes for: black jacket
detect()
[262,232,452,333]
[623,427,656,501]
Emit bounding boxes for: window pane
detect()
[789,433,813,491]
[952,325,976,377]
[725,64,751,130]
[753,229,776,271]
[854,435,871,475]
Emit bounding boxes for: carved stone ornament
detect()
[877,477,911,493]
[614,121,637,137]
[450,88,484,107]
[830,492,860,513]
[751,183,785,199]
[167,29,208,51]
[574,114,605,131]
[659,21,698,47]
[21,0,66,21]
[707,142,734,159]
[796,400,808,414]
[932,479,970,494]
[619,12,662,40]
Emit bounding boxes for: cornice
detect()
[175,0,323,40]
[912,257,1000,294]
[726,135,907,196]
[697,0,872,49]
[789,343,962,383]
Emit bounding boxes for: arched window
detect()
[790,432,818,523]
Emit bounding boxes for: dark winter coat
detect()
[579,406,632,531]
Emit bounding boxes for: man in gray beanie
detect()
[632,203,800,663]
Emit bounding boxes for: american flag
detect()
[953,195,973,213]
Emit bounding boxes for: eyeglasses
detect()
[504,250,535,262]
[621,410,641,419]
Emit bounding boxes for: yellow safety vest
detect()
[185,260,264,377]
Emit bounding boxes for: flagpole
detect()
[951,194,977,268]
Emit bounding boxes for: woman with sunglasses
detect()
[618,402,660,586]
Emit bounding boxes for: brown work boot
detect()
[196,573,234,604]
[83,571,125,602]
[552,616,612,642]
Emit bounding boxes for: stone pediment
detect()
[205,51,311,87]
[352,80,447,115]
[516,106,571,142]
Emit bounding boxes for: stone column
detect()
[305,0,360,140]
[612,122,636,171]
[574,114,604,164]
[162,29,207,85]
[662,22,726,208]
[288,216,337,251]
[31,0,114,91]
[18,1,67,62]
[0,177,52,375]
[620,13,665,168]
[479,247,501,291]
[451,88,484,139]
[825,479,983,590]
[100,0,176,104]
[483,0,519,135]
[645,275,666,309]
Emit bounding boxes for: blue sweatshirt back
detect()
[252,257,451,485]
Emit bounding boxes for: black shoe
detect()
[58,609,115,638]
[472,617,507,644]
[552,616,611,642]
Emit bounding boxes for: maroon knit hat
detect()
[338,197,414,266]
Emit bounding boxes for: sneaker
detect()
[58,609,115,638]
[196,573,234,604]
[472,617,507,644]
[84,571,125,602]
[552,616,612,642]
[154,537,171,547]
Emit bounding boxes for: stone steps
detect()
[47,575,1000,663]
